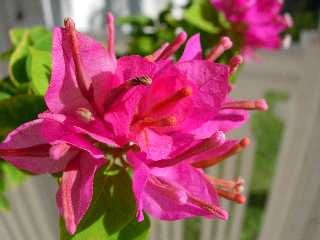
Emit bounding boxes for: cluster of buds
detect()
[0,12,267,234]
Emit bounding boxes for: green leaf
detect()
[29,26,50,44]
[117,16,153,26]
[33,33,52,52]
[0,194,9,211]
[113,216,150,240]
[60,166,136,240]
[184,0,221,34]
[0,48,14,61]
[0,94,46,138]
[0,77,17,95]
[8,31,30,86]
[9,28,28,47]
[0,92,10,100]
[27,47,51,95]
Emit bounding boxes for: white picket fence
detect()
[0,1,320,240]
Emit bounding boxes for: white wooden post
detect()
[258,31,320,240]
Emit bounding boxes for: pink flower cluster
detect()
[0,13,268,234]
[210,0,293,58]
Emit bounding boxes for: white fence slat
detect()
[7,189,40,240]
[228,138,256,240]
[275,33,320,240]
[200,167,219,240]
[160,221,171,240]
[0,216,14,240]
[258,33,320,240]
[214,156,237,240]
[172,221,184,240]
[22,177,57,240]
[1,195,29,240]
[150,218,159,240]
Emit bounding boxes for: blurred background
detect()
[0,0,320,240]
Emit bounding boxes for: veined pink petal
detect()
[136,128,173,160]
[188,108,249,138]
[39,112,118,147]
[141,162,223,220]
[128,152,150,222]
[179,34,202,62]
[0,120,75,173]
[176,60,230,130]
[45,27,116,113]
[57,152,103,234]
[41,118,104,158]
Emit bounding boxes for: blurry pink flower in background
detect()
[210,0,293,59]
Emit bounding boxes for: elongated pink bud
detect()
[106,12,116,58]
[188,194,228,220]
[151,131,225,168]
[156,31,187,60]
[222,99,268,111]
[149,175,188,204]
[104,76,152,112]
[216,189,246,204]
[145,42,169,62]
[284,13,293,28]
[64,18,91,101]
[0,144,51,157]
[229,55,243,75]
[193,137,250,168]
[206,36,233,61]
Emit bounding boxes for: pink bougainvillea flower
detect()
[0,118,105,234]
[45,12,266,162]
[128,151,228,222]
[0,11,269,233]
[210,0,293,58]
[128,132,249,221]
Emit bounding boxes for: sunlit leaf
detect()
[60,166,137,239]
[184,0,221,34]
[26,47,51,95]
[8,32,30,86]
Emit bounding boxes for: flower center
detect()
[104,75,152,112]
[144,86,193,117]
[138,116,178,128]
[76,108,94,122]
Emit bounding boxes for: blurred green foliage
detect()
[0,26,51,211]
[117,0,239,63]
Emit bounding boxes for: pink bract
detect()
[0,118,104,234]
